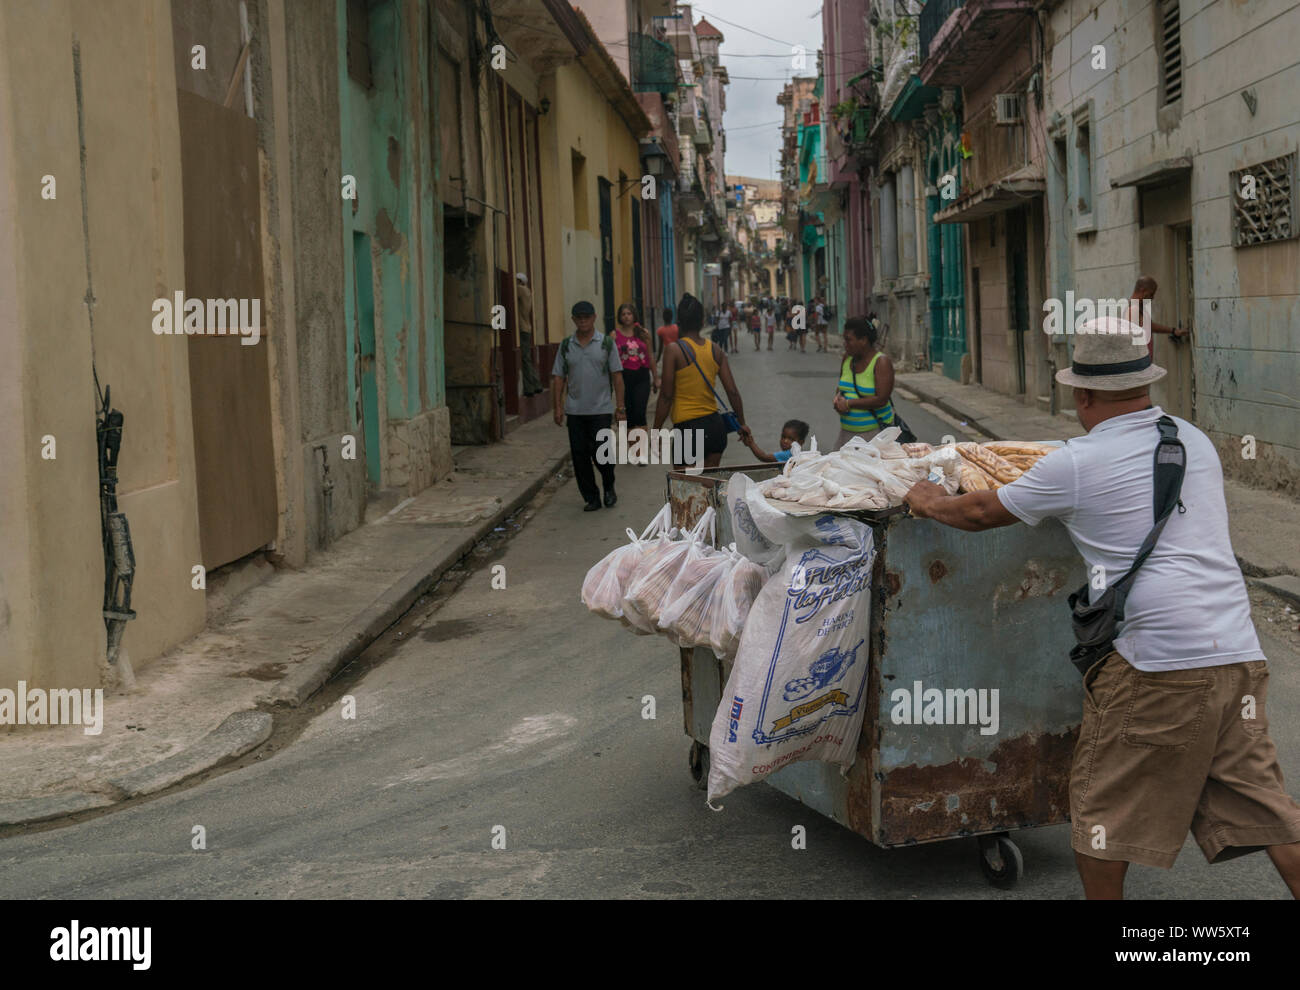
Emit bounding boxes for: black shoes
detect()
[604,489,617,508]
[584,500,601,511]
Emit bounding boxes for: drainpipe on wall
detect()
[314,444,333,550]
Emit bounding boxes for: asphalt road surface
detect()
[3,345,1297,899]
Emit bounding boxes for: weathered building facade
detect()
[1044,0,1300,490]
[0,0,674,706]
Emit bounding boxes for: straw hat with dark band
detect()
[1054,316,1167,390]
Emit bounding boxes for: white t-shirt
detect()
[996,407,1264,671]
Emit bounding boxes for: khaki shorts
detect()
[1070,652,1300,869]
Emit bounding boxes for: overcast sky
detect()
[688,0,827,180]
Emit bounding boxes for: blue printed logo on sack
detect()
[727,696,744,743]
[752,529,875,747]
[787,549,872,624]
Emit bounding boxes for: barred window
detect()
[1231,153,1297,247]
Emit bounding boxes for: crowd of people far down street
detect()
[548,289,897,509]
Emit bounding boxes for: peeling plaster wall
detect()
[1047,0,1300,491]
[339,0,448,495]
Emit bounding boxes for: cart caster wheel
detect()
[688,741,710,789]
[977,833,1023,889]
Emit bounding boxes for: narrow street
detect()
[3,348,1296,900]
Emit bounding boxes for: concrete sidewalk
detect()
[895,370,1300,586]
[0,414,572,827]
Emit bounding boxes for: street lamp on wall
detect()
[640,139,668,178]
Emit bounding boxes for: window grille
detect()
[1231,153,1297,247]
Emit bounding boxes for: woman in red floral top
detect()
[614,302,658,432]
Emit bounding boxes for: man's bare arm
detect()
[904,482,1020,532]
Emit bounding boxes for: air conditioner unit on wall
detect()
[994,93,1023,126]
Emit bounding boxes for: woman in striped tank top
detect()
[832,316,896,449]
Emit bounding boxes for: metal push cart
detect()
[668,465,1087,887]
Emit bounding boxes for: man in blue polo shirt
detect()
[552,300,626,511]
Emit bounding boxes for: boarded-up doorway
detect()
[176,90,277,569]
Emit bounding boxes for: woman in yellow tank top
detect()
[653,294,750,469]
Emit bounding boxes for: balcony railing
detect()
[920,0,964,61]
[630,33,676,95]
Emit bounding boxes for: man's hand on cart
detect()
[903,481,1021,532]
[903,480,944,519]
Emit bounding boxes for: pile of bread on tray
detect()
[901,440,1057,492]
[758,430,1059,511]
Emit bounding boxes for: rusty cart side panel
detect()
[667,467,1085,850]
[872,515,1084,846]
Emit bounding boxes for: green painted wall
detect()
[338,0,444,485]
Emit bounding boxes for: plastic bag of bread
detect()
[660,542,736,648]
[707,550,771,661]
[901,441,934,457]
[657,526,727,646]
[582,504,674,627]
[622,507,715,635]
[955,442,1023,484]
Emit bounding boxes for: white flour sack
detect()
[707,504,876,807]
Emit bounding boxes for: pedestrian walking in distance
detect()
[654,293,750,470]
[516,272,543,397]
[613,302,658,436]
[904,323,1300,900]
[552,300,624,511]
[713,300,733,355]
[814,296,830,353]
[656,307,678,351]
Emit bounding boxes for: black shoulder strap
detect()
[1113,415,1186,604]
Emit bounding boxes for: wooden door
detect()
[1139,223,1195,420]
[176,90,277,569]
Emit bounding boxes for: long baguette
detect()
[958,462,999,492]
[1002,453,1046,470]
[956,442,1023,484]
[982,441,1056,458]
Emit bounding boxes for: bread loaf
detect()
[958,462,998,492]
[956,442,1023,484]
[1001,453,1044,471]
[901,442,934,457]
[981,441,1056,458]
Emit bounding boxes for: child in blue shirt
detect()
[743,419,810,464]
